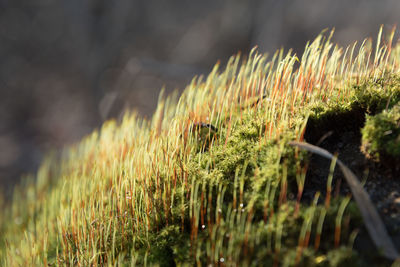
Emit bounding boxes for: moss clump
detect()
[1,29,400,266]
[353,75,400,114]
[361,103,400,167]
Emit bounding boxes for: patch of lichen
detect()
[361,102,400,166]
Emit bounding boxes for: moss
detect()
[353,75,400,114]
[305,74,400,144]
[2,31,400,266]
[181,101,369,265]
[325,247,361,267]
[145,226,192,266]
[361,102,400,166]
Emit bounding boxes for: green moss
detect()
[2,32,400,266]
[353,75,400,113]
[180,102,368,265]
[361,102,400,163]
[305,74,400,144]
[325,247,361,267]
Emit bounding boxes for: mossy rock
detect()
[1,30,400,266]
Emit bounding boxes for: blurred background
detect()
[0,0,399,193]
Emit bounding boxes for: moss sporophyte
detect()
[1,27,400,266]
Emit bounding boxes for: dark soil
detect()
[303,110,400,263]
